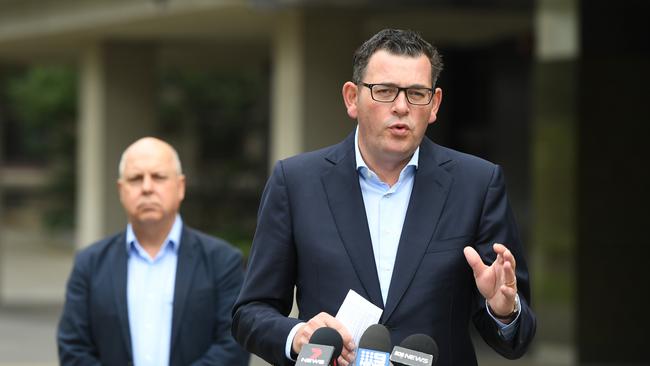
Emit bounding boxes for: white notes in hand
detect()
[335,289,383,347]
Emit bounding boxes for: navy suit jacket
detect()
[233,133,536,366]
[58,226,249,366]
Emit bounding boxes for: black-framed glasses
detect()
[361,82,434,105]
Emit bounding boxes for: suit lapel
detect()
[381,139,453,323]
[170,227,199,352]
[111,233,133,358]
[321,134,384,309]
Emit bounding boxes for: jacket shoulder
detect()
[274,134,353,180]
[281,142,342,168]
[432,143,498,176]
[183,226,243,260]
[74,232,125,260]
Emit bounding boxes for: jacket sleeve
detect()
[471,164,537,359]
[231,161,302,366]
[57,251,102,366]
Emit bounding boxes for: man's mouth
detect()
[388,123,410,135]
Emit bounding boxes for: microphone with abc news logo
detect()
[295,327,344,366]
[389,333,439,366]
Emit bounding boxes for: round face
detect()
[344,50,442,170]
[117,140,185,228]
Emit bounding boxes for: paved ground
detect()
[0,228,573,366]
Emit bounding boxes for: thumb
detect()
[463,246,486,277]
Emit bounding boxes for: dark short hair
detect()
[352,29,443,87]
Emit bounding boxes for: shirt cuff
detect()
[486,293,521,341]
[285,322,306,360]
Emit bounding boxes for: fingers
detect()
[319,313,354,347]
[292,324,316,355]
[493,243,516,272]
[338,354,351,366]
[502,259,517,289]
[494,243,517,289]
[292,312,355,365]
[319,313,355,364]
[463,246,486,277]
[493,243,516,266]
[495,244,518,309]
[500,260,517,294]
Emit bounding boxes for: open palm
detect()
[463,243,517,317]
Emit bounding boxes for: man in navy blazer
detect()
[233,29,536,366]
[58,137,249,366]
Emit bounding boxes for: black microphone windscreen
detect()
[400,334,439,364]
[310,327,344,360]
[358,324,392,352]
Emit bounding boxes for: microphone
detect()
[296,326,344,366]
[353,324,392,366]
[389,334,439,366]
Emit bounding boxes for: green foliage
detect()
[158,68,268,258]
[6,66,77,160]
[4,65,77,229]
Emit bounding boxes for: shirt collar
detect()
[126,214,183,254]
[354,125,419,172]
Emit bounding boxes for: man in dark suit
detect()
[232,29,536,366]
[58,137,249,366]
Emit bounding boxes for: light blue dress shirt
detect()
[126,215,182,366]
[354,128,417,305]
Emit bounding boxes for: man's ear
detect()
[177,175,186,202]
[342,81,359,119]
[428,87,443,124]
[116,179,126,206]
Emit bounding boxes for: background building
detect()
[0,0,647,365]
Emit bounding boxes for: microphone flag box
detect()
[389,346,434,366]
[296,344,335,366]
[355,348,390,366]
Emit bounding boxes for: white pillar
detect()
[269,11,305,169]
[77,44,106,248]
[76,42,156,248]
[536,0,578,61]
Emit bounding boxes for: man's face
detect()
[344,50,442,167]
[117,140,185,228]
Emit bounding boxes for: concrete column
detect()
[76,42,156,248]
[303,13,360,150]
[269,10,305,169]
[530,0,578,354]
[77,44,107,249]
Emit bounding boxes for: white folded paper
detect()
[335,289,383,347]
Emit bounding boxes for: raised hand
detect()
[464,243,518,321]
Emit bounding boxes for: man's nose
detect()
[392,89,410,114]
[141,175,153,191]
